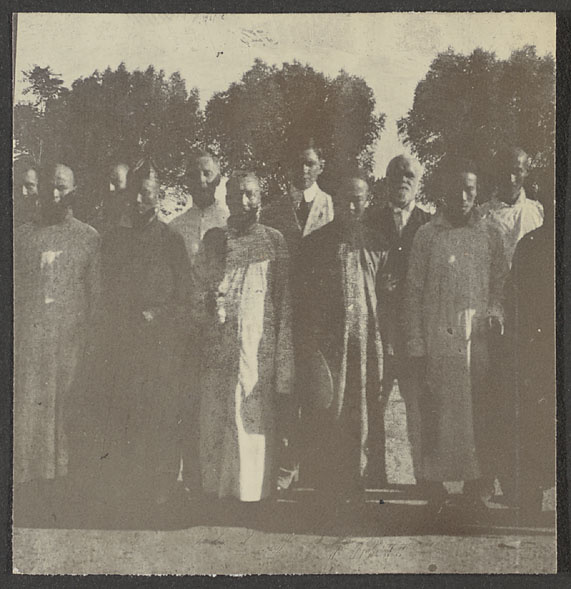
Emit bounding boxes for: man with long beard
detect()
[14,163,101,516]
[195,171,294,511]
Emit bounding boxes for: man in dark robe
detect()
[367,155,431,487]
[298,173,385,504]
[502,191,555,517]
[98,173,192,507]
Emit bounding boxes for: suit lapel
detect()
[303,188,332,237]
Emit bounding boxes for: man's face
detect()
[47,165,75,203]
[186,156,221,208]
[497,152,528,204]
[444,171,478,223]
[339,178,369,220]
[292,148,324,191]
[21,169,38,198]
[227,176,261,228]
[109,165,129,194]
[135,179,159,216]
[386,157,421,208]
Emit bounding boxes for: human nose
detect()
[53,189,61,202]
[510,173,517,184]
[242,193,250,208]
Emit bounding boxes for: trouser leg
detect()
[396,356,423,483]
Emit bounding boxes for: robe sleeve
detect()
[145,229,194,328]
[405,224,432,357]
[271,232,294,397]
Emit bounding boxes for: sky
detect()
[14,12,555,177]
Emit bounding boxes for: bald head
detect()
[386,155,422,208]
[109,163,130,192]
[41,164,76,203]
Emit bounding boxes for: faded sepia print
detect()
[12,12,556,574]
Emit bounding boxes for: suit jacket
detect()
[366,203,432,357]
[261,184,334,260]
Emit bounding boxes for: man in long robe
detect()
[261,137,334,489]
[297,173,385,503]
[405,158,508,510]
[196,171,294,503]
[366,155,431,486]
[502,193,555,517]
[98,175,192,506]
[14,164,101,496]
[478,147,545,504]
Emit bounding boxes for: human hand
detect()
[142,309,156,323]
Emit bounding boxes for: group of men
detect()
[13,139,555,523]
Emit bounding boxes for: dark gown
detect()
[96,215,192,499]
[296,217,386,498]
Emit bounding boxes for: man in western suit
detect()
[262,137,334,490]
[367,154,431,489]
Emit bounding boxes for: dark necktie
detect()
[297,198,311,229]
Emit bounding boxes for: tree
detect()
[14,63,204,220]
[203,59,385,199]
[398,46,555,202]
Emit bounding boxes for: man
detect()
[367,154,431,486]
[262,137,334,256]
[479,147,543,266]
[14,163,101,509]
[298,172,385,505]
[98,173,192,507]
[503,190,555,518]
[169,150,229,265]
[93,163,131,234]
[405,158,508,510]
[169,151,229,492]
[478,147,544,504]
[195,171,294,505]
[261,137,334,489]
[13,158,39,226]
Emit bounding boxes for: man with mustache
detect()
[13,163,101,517]
[169,150,229,265]
[195,171,294,510]
[367,154,431,488]
[297,172,386,507]
[405,158,508,513]
[98,172,192,508]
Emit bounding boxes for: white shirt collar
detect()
[303,182,319,204]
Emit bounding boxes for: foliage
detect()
[203,59,385,199]
[398,46,555,201]
[14,63,203,205]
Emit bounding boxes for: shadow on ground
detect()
[13,479,555,538]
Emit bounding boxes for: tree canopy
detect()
[398,46,555,201]
[203,59,386,198]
